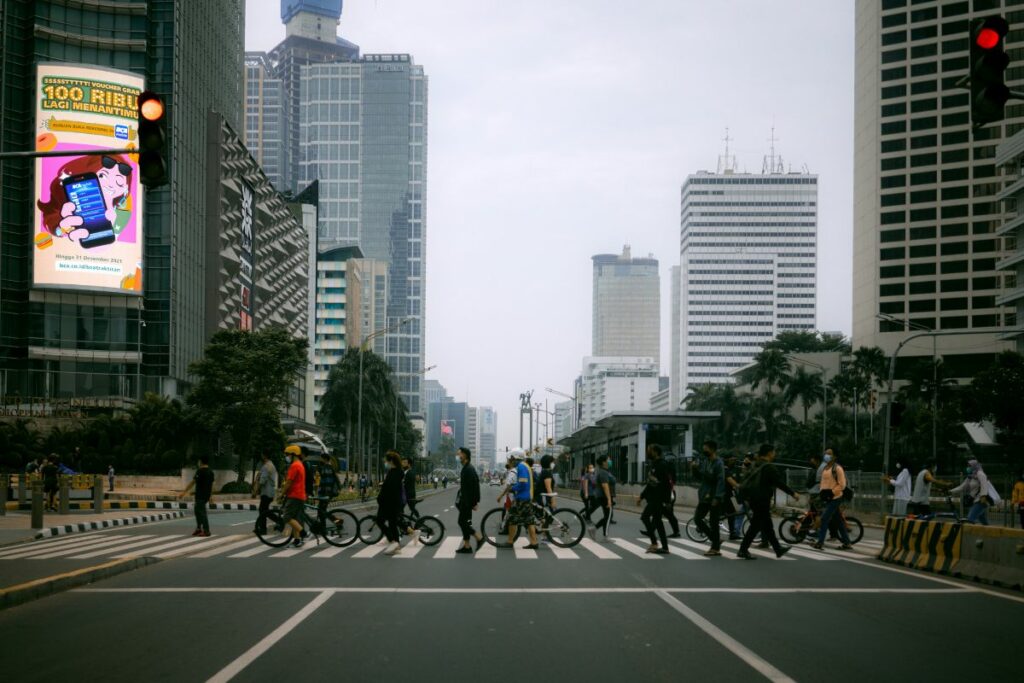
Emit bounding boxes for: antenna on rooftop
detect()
[763,124,784,174]
[717,127,736,174]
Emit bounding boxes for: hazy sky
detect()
[245,0,855,453]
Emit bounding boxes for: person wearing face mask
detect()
[883,461,913,516]
[378,451,406,555]
[950,459,995,525]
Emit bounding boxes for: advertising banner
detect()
[239,179,255,330]
[33,64,144,294]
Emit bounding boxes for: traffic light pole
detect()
[0,147,136,161]
[880,327,1022,518]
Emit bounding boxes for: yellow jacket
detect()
[1012,481,1024,506]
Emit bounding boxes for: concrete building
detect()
[996,130,1024,353]
[553,400,574,443]
[675,167,818,397]
[592,246,660,362]
[579,357,660,427]
[0,0,244,403]
[478,406,497,467]
[852,0,1015,370]
[244,53,287,191]
[311,246,357,418]
[466,406,479,462]
[345,257,389,355]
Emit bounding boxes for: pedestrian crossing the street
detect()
[0,530,878,563]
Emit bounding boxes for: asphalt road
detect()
[0,488,1019,682]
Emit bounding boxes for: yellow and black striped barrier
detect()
[881,517,962,576]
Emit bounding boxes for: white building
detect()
[675,168,818,397]
[580,357,660,427]
[466,407,479,465]
[592,246,660,363]
[478,406,497,467]
[553,400,574,442]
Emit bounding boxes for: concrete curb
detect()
[0,556,161,611]
[34,510,188,539]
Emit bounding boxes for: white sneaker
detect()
[384,541,400,555]
[410,530,421,545]
[586,526,596,541]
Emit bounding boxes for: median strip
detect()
[0,556,161,611]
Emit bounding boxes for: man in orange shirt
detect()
[277,444,307,547]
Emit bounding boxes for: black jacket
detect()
[756,462,796,502]
[402,468,416,504]
[457,462,480,510]
[640,458,672,505]
[377,466,404,511]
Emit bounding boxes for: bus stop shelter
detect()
[557,410,719,485]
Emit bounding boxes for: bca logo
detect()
[114,124,129,140]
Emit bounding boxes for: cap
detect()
[284,444,302,456]
[507,447,525,462]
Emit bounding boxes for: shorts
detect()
[281,497,305,524]
[44,483,58,495]
[508,500,535,526]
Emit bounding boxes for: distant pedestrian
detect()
[359,474,369,501]
[737,444,799,559]
[1012,471,1024,529]
[42,455,59,512]
[664,464,681,538]
[442,475,448,489]
[908,461,948,516]
[179,454,215,537]
[812,450,851,551]
[692,440,725,556]
[253,451,278,535]
[455,447,483,554]
[885,461,912,516]
[107,465,115,492]
[579,464,595,520]
[433,475,438,490]
[950,459,995,525]
[276,445,306,547]
[637,444,671,555]
[378,451,405,555]
[586,455,613,541]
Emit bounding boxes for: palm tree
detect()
[783,366,824,423]
[852,346,888,393]
[744,349,791,398]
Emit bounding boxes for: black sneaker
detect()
[292,538,304,548]
[737,551,757,560]
[776,547,791,559]
[668,533,682,539]
[455,546,473,554]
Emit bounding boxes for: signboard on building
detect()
[32,64,144,294]
[440,420,454,437]
[239,180,255,330]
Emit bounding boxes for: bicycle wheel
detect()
[685,517,708,543]
[413,515,445,546]
[778,514,808,545]
[255,508,294,548]
[545,509,585,547]
[357,514,384,544]
[481,507,517,547]
[842,515,864,545]
[323,508,360,547]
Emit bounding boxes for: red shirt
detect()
[285,460,306,501]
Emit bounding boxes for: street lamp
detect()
[786,355,828,454]
[136,299,147,403]
[394,364,436,450]
[358,316,412,476]
[545,386,579,433]
[878,313,938,467]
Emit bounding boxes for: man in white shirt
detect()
[886,462,912,516]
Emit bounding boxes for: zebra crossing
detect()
[0,529,879,563]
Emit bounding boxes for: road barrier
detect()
[956,525,1024,590]
[880,517,962,575]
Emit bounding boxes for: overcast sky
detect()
[245,0,855,453]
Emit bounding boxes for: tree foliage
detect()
[963,351,1024,449]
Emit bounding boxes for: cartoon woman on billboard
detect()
[35,154,135,250]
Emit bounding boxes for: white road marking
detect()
[230,543,276,558]
[578,538,621,559]
[230,520,258,527]
[513,537,538,559]
[206,590,334,683]
[110,536,205,558]
[270,542,323,558]
[78,587,973,595]
[474,542,496,559]
[774,545,838,561]
[29,535,155,560]
[656,590,796,682]
[432,537,463,559]
[394,541,425,558]
[670,538,737,560]
[544,543,578,559]
[352,541,389,559]
[0,531,119,558]
[70,535,177,559]
[192,536,261,558]
[154,535,245,559]
[310,544,353,559]
[610,538,663,559]
[719,541,795,560]
[1,534,128,560]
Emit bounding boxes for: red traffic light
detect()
[977,27,1000,49]
[138,91,164,122]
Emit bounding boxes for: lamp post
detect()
[878,313,938,466]
[358,317,412,476]
[545,386,579,433]
[136,299,147,403]
[394,364,436,450]
[786,355,828,454]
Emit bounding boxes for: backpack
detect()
[737,462,768,502]
[842,484,856,502]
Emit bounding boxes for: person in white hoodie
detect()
[884,462,913,516]
[950,459,992,525]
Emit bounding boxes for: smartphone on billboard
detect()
[61,172,115,249]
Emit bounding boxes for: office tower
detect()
[852,0,1015,367]
[478,406,497,467]
[592,246,660,362]
[579,357,660,427]
[345,256,390,357]
[0,1,244,401]
[300,53,428,416]
[312,246,360,418]
[244,53,286,191]
[670,265,682,409]
[996,133,1024,353]
[675,166,818,395]
[466,407,479,461]
[553,401,574,442]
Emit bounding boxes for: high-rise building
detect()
[244,53,286,191]
[996,131,1024,353]
[345,257,389,355]
[300,54,428,417]
[852,0,1015,368]
[478,406,497,467]
[553,401,574,442]
[675,167,818,395]
[466,407,479,462]
[579,357,660,427]
[592,246,660,362]
[0,0,244,402]
[311,246,359,417]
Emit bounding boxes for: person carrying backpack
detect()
[813,450,853,550]
[736,444,799,560]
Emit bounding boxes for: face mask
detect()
[895,463,901,470]
[285,456,292,464]
[823,455,832,463]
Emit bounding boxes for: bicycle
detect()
[778,500,864,545]
[480,493,586,548]
[255,497,360,548]
[685,507,752,543]
[356,504,445,546]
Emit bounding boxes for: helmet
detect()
[284,444,302,456]
[507,447,525,462]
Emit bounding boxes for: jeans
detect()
[694,498,721,550]
[194,499,210,534]
[457,505,475,540]
[816,498,850,545]
[967,502,990,525]
[641,500,667,548]
[739,500,783,555]
[255,495,273,533]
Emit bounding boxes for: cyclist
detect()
[813,450,852,550]
[455,447,483,553]
[503,449,539,549]
[276,445,307,547]
[401,455,420,521]
[692,440,725,557]
[378,451,405,555]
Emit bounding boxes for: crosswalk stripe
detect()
[192,536,262,558]
[0,534,127,560]
[270,542,324,558]
[31,535,155,559]
[230,543,276,558]
[578,537,621,559]
[432,537,463,559]
[545,543,578,559]
[394,540,425,558]
[155,535,243,559]
[777,544,839,561]
[670,538,739,560]
[513,537,538,559]
[20,536,135,560]
[111,536,204,558]
[0,532,119,559]
[475,542,497,559]
[69,535,176,559]
[717,541,795,560]
[310,544,352,558]
[352,541,389,558]
[610,538,662,559]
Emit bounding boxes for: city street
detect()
[0,488,1018,682]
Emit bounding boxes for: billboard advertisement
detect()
[239,180,255,330]
[33,64,144,294]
